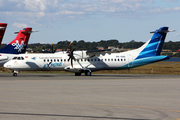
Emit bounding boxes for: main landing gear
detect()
[75,70,91,76]
[85,70,91,76]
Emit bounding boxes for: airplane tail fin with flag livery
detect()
[0,27,33,54]
[0,23,7,46]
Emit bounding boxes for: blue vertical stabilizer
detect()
[136,27,168,59]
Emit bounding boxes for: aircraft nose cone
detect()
[3,61,11,68]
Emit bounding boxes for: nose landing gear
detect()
[13,70,18,76]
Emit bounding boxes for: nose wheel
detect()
[13,73,17,76]
[13,70,18,76]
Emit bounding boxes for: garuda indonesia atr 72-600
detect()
[4,27,174,76]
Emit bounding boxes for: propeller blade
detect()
[71,59,73,68]
[67,41,76,68]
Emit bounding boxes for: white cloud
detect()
[12,22,28,28]
[149,7,180,14]
[163,0,178,1]
[23,0,47,11]
[0,0,179,27]
[174,33,180,37]
[173,7,180,11]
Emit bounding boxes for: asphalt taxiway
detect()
[0,73,180,120]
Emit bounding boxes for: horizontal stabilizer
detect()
[14,31,39,34]
[0,27,6,30]
[150,30,176,33]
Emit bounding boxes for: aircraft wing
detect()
[86,49,112,57]
[87,49,112,57]
[73,49,112,59]
[86,49,111,53]
[87,49,111,54]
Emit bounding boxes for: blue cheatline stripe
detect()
[117,56,170,70]
[136,49,157,59]
[141,41,160,52]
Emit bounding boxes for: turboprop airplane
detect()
[4,27,173,76]
[0,23,7,46]
[0,27,36,67]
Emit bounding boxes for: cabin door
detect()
[128,54,133,68]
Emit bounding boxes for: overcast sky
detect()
[1,0,180,44]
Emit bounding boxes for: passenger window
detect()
[64,59,66,62]
[124,59,126,61]
[57,59,59,62]
[108,59,110,61]
[111,59,113,61]
[121,59,123,61]
[94,59,96,61]
[51,59,53,62]
[88,59,90,61]
[114,59,116,61]
[47,59,49,62]
[54,59,56,62]
[44,59,46,62]
[98,59,100,61]
[118,59,119,61]
[91,59,93,61]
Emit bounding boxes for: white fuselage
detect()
[4,51,138,72]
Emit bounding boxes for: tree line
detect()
[1,39,180,57]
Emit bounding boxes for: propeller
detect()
[51,43,57,53]
[67,42,76,68]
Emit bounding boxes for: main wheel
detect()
[85,71,91,76]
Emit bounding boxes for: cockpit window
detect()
[12,56,25,60]
[12,57,17,60]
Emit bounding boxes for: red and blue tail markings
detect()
[0,23,7,46]
[0,27,32,54]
